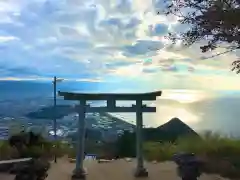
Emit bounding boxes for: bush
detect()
[0,132,73,161]
[67,147,76,159]
[0,141,19,160]
[143,141,177,162]
[50,141,71,158]
[22,146,46,158]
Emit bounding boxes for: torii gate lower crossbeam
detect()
[58,91,162,180]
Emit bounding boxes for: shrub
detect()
[22,146,46,158]
[0,141,19,160]
[143,141,177,161]
[0,132,73,160]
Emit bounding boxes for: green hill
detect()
[143,117,199,142]
[115,117,199,157]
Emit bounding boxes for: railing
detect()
[0,158,32,165]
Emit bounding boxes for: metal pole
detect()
[53,76,57,163]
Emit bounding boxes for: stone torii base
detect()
[72,168,87,180]
[134,167,149,177]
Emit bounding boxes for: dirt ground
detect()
[0,157,230,180]
[45,157,229,180]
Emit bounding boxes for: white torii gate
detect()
[58,91,162,180]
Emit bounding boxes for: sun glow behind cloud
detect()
[0,0,239,91]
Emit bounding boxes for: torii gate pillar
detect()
[135,99,148,177]
[72,100,87,180]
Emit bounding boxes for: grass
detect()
[0,139,70,161]
[143,132,240,161]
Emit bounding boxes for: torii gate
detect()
[58,91,162,180]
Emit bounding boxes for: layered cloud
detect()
[0,0,239,90]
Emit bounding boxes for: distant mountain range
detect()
[25,104,198,143]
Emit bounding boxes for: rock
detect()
[9,161,31,174]
[125,158,132,162]
[0,163,13,172]
[69,158,76,163]
[201,157,240,179]
[9,164,23,174]
[134,167,148,177]
[0,158,32,173]
[173,152,203,180]
[98,159,112,163]
[14,159,50,180]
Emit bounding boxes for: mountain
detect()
[157,117,199,137]
[116,117,199,157]
[143,117,199,142]
[118,117,199,143]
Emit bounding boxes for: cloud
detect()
[105,60,136,69]
[0,64,41,77]
[149,23,169,36]
[0,35,19,42]
[142,67,159,73]
[152,0,166,14]
[0,0,238,90]
[123,40,164,57]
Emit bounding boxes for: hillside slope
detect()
[115,117,199,157]
[143,117,198,141]
[119,117,199,143]
[25,105,135,141]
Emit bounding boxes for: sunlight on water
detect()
[112,90,211,128]
[160,89,209,104]
[155,106,200,126]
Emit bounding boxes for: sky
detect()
[0,0,240,92]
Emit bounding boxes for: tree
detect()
[116,131,136,157]
[8,130,45,158]
[163,0,240,72]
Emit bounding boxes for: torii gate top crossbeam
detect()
[58,91,162,101]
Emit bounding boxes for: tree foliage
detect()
[9,131,43,147]
[116,131,136,157]
[8,130,50,158]
[163,0,240,71]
